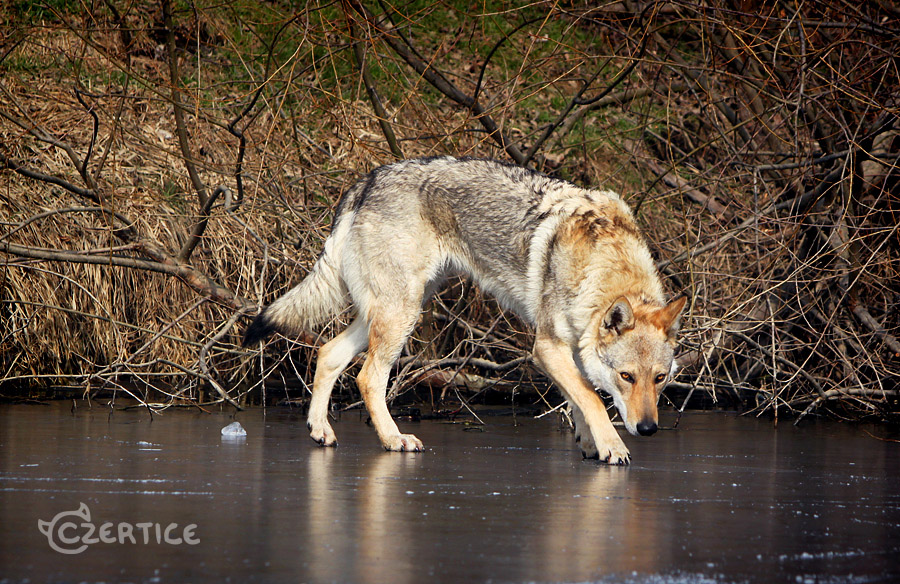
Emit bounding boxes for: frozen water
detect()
[220,421,247,438]
[2,404,898,584]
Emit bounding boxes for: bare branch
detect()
[348,0,529,165]
[0,153,99,202]
[348,14,403,159]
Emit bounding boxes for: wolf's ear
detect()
[603,297,635,335]
[659,295,688,342]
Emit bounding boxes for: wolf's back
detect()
[242,221,351,346]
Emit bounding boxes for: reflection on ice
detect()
[0,403,897,584]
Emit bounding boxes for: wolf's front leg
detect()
[534,336,630,465]
[574,400,629,465]
[571,404,599,459]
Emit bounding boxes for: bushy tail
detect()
[242,228,350,346]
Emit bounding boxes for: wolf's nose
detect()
[636,421,658,436]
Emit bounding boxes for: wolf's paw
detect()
[308,422,338,447]
[576,431,598,459]
[596,439,631,465]
[382,433,424,452]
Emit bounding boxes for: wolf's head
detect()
[580,295,687,437]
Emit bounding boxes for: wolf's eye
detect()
[654,373,666,384]
[620,372,635,383]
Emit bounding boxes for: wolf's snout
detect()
[636,421,658,436]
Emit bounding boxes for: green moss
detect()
[12,0,82,23]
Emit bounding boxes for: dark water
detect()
[1,401,898,584]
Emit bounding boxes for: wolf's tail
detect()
[242,221,351,346]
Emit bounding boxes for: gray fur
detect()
[244,156,686,462]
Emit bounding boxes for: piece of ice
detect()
[221,421,247,438]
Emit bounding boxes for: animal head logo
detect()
[37,502,91,555]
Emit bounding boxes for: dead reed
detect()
[0,1,897,422]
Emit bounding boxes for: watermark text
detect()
[38,503,199,554]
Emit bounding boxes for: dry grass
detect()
[1,0,897,422]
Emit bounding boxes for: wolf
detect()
[244,156,686,464]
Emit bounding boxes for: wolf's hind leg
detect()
[357,310,423,452]
[308,317,369,446]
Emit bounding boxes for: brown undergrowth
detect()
[0,1,897,423]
